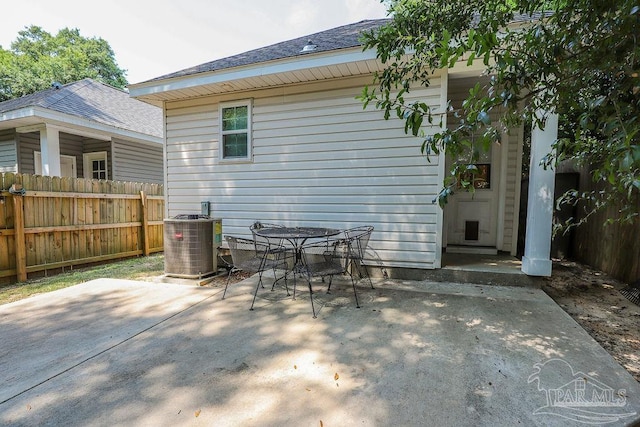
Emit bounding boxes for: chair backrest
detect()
[225,235,269,273]
[250,221,286,249]
[249,221,286,232]
[301,237,349,277]
[344,226,373,260]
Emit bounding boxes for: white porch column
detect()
[40,125,61,177]
[522,111,558,276]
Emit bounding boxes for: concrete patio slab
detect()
[0,276,638,426]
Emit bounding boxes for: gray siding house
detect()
[0,78,163,184]
[129,19,558,277]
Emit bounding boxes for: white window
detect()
[83,151,108,180]
[219,99,252,161]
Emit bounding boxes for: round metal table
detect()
[254,227,340,317]
[254,226,340,267]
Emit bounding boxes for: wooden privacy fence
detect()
[573,192,640,284]
[0,173,164,283]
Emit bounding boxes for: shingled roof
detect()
[0,78,162,138]
[142,12,549,85]
[147,19,391,83]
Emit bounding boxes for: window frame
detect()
[83,151,108,180]
[219,99,253,163]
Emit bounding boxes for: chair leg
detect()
[354,261,374,289]
[222,268,234,299]
[306,275,317,318]
[292,272,298,300]
[364,264,374,289]
[284,270,290,296]
[270,267,291,296]
[349,274,361,309]
[249,273,265,311]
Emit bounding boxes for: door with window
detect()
[445,141,501,249]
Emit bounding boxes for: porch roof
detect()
[0,79,163,142]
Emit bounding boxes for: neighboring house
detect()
[129,19,558,277]
[0,78,163,184]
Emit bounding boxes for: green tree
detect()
[361,0,639,228]
[0,26,127,101]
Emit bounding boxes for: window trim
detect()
[83,151,108,180]
[219,99,253,163]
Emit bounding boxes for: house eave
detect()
[129,47,384,106]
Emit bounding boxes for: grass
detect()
[0,254,165,305]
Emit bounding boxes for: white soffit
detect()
[129,48,385,106]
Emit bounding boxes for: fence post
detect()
[13,193,27,282]
[140,191,150,256]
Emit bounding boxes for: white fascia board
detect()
[1,106,38,122]
[5,106,162,145]
[129,48,381,98]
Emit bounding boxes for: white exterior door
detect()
[445,142,501,248]
[34,152,77,178]
[60,156,76,177]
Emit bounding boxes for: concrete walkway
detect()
[0,276,639,426]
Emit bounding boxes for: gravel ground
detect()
[541,260,640,382]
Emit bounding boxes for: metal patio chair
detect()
[250,221,293,257]
[344,225,375,289]
[249,221,285,238]
[301,235,359,318]
[223,235,290,310]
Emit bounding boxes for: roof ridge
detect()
[216,18,388,61]
[143,18,391,83]
[40,78,94,109]
[87,78,130,95]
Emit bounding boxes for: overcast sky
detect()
[1,0,389,85]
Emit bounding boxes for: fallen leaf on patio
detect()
[195,409,201,417]
[334,373,339,381]
[294,365,297,369]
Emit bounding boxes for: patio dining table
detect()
[253,227,340,312]
[253,226,340,271]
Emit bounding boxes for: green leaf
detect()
[477,111,491,125]
[412,113,423,135]
[620,151,633,170]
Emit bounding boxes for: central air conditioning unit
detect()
[164,215,221,279]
